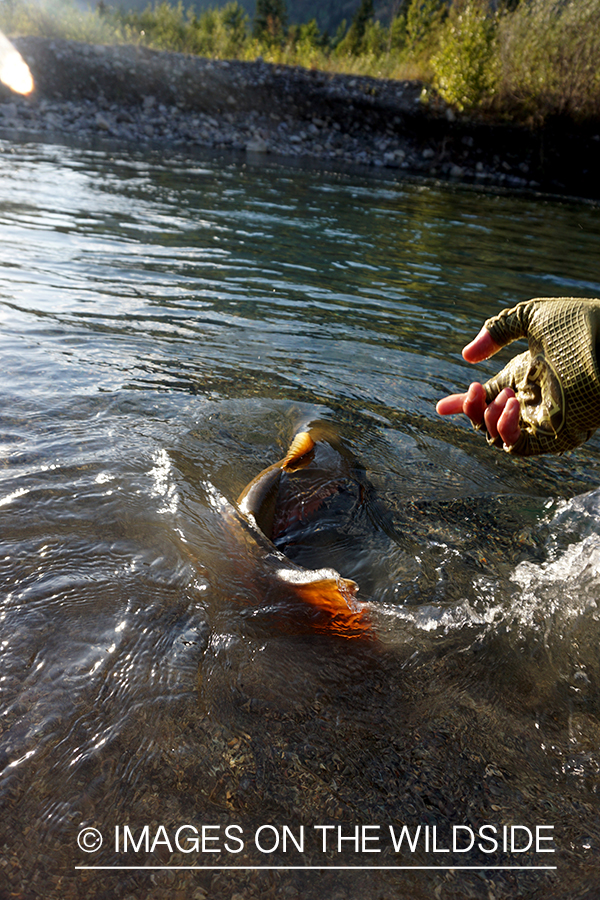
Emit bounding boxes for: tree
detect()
[432,0,499,110]
[253,0,288,42]
[337,0,374,55]
[405,0,446,52]
[222,1,248,55]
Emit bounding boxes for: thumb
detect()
[462,327,502,363]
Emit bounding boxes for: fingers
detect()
[463,381,487,425]
[437,324,521,450]
[436,392,469,417]
[462,327,502,364]
[437,383,522,448]
[436,382,486,425]
[483,389,519,445]
[496,395,521,447]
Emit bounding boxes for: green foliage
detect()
[296,17,327,49]
[253,0,288,42]
[405,0,445,53]
[330,18,349,49]
[126,1,188,51]
[107,0,249,57]
[220,1,249,54]
[0,0,124,42]
[389,12,408,52]
[495,0,600,120]
[432,0,498,110]
[361,17,388,56]
[336,0,374,55]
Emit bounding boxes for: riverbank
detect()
[1,36,599,199]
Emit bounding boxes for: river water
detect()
[1,140,600,900]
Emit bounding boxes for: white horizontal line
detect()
[75,865,557,871]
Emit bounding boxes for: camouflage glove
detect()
[482,297,600,456]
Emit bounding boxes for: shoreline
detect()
[1,36,599,200]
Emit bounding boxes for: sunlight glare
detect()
[0,30,34,95]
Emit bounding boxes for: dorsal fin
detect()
[282,431,315,469]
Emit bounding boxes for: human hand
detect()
[436,328,522,449]
[437,297,600,456]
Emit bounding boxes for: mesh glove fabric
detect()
[481,297,600,456]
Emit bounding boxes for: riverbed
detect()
[0,139,599,899]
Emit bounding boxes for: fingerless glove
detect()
[482,297,600,455]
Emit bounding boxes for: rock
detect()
[95,112,111,130]
[246,136,268,153]
[0,102,18,119]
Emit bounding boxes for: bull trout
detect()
[218,427,370,638]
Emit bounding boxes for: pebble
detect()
[95,112,111,131]
[246,136,268,153]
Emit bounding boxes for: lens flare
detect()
[0,30,34,95]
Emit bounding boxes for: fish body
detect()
[230,427,370,638]
[237,430,316,539]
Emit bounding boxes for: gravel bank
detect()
[1,36,599,198]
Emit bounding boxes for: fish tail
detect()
[281,430,315,470]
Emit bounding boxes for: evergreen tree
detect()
[253,0,288,42]
[405,0,446,52]
[338,0,374,55]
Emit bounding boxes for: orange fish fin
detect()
[282,430,315,470]
[291,576,358,613]
[276,568,369,637]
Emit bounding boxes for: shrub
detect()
[107,1,250,59]
[405,0,446,54]
[432,0,499,111]
[496,0,600,121]
[220,1,249,57]
[389,12,408,53]
[0,0,122,43]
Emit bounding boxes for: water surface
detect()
[1,141,600,899]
